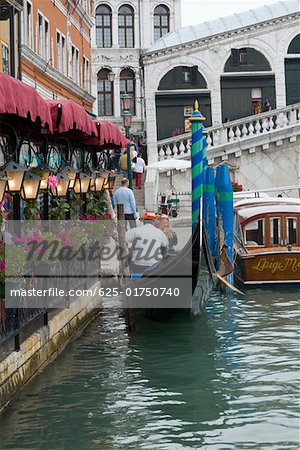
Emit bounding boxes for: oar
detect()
[215,272,245,295]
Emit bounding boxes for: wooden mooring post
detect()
[116,204,135,331]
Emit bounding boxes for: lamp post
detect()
[121,93,133,189]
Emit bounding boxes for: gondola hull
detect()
[125,223,216,322]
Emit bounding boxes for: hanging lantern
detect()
[0,172,8,203]
[3,161,28,193]
[51,172,71,197]
[73,173,91,194]
[90,174,105,192]
[21,172,41,201]
[34,163,52,190]
[62,165,78,189]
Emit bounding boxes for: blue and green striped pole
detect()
[189,101,206,231]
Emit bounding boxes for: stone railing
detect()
[157,103,300,160]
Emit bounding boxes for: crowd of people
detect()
[110,142,147,190]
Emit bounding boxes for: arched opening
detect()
[95,4,112,48]
[154,5,170,42]
[118,5,134,48]
[97,68,114,116]
[221,47,275,121]
[120,68,136,115]
[285,34,300,105]
[156,66,211,140]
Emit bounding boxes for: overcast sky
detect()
[181,0,279,26]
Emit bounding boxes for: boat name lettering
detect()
[252,257,300,273]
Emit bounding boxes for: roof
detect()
[147,1,299,53]
[235,198,300,222]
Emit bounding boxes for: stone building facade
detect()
[142,0,300,163]
[91,0,181,136]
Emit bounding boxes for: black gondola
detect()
[123,217,216,322]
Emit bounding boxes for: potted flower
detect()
[232,181,243,192]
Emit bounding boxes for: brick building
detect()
[20,0,95,110]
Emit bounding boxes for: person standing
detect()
[114,178,137,228]
[119,150,128,178]
[134,153,145,189]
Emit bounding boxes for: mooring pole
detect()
[189,101,206,231]
[116,204,135,331]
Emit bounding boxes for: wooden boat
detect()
[234,197,300,285]
[125,219,217,322]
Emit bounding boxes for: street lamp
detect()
[21,171,41,201]
[2,161,28,193]
[90,170,105,192]
[73,173,91,194]
[121,93,133,189]
[62,165,78,189]
[51,172,71,197]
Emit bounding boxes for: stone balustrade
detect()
[157,103,300,161]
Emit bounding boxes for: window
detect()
[56,32,61,71]
[38,13,43,57]
[56,31,66,75]
[25,1,33,48]
[239,48,247,64]
[1,44,9,74]
[95,5,112,48]
[97,69,114,116]
[118,5,134,48]
[120,68,135,115]
[75,48,79,83]
[70,46,79,83]
[286,218,297,245]
[244,219,265,246]
[83,56,90,91]
[182,67,191,83]
[44,19,50,61]
[270,218,281,245]
[37,13,49,60]
[61,35,66,75]
[154,5,170,42]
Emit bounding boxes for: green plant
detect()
[50,198,70,220]
[86,192,107,217]
[23,200,40,220]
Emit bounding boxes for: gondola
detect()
[124,216,216,322]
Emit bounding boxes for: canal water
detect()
[0,288,299,449]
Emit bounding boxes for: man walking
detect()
[134,153,145,189]
[114,178,137,228]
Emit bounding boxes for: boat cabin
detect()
[235,199,300,250]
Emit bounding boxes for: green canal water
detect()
[0,288,299,449]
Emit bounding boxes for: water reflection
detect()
[0,288,299,450]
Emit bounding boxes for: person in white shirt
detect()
[126,219,169,273]
[134,153,146,189]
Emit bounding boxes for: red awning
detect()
[84,120,129,149]
[0,73,53,132]
[47,99,98,137]
[99,120,129,148]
